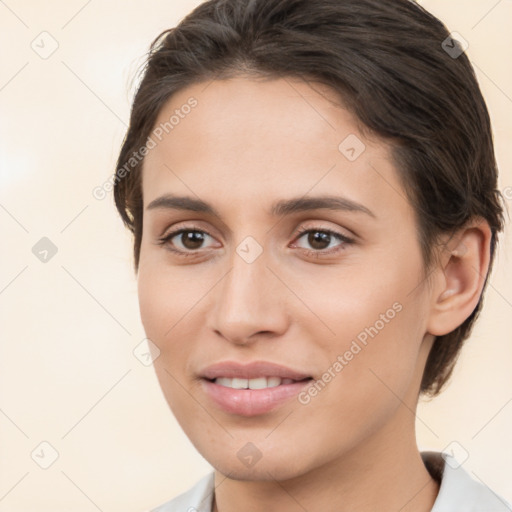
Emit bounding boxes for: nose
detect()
[207,250,289,346]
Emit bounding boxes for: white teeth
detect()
[248,377,268,389]
[231,378,248,389]
[213,376,293,389]
[215,377,233,388]
[266,377,282,388]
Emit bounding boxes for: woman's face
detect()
[137,76,437,480]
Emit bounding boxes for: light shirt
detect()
[149,451,511,511]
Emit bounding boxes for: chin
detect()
[213,464,307,482]
[205,448,313,482]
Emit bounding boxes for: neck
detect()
[212,413,439,512]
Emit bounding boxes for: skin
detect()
[137,76,491,512]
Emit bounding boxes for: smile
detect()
[211,376,306,389]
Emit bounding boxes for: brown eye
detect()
[176,230,207,250]
[304,231,332,250]
[292,227,354,257]
[158,228,216,256]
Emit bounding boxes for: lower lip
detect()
[201,378,312,417]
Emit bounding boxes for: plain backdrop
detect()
[1,0,511,510]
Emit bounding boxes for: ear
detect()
[426,218,492,337]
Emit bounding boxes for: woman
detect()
[113,0,511,510]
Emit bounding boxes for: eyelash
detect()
[157,224,354,259]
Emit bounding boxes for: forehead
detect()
[141,77,412,225]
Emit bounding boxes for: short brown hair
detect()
[113,0,506,396]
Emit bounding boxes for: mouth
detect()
[205,376,313,389]
[198,361,314,416]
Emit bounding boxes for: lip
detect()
[199,361,313,417]
[199,360,312,380]
[201,379,312,416]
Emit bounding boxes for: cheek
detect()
[137,264,197,413]
[136,258,217,401]
[300,258,426,406]
[137,272,165,342]
[137,257,203,342]
[294,303,423,458]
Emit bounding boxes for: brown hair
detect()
[113,0,506,396]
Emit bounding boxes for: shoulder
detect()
[422,451,512,512]
[149,472,215,512]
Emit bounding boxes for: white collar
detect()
[422,451,511,511]
[151,451,511,511]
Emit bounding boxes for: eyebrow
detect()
[146,194,376,218]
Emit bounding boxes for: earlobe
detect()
[426,219,492,337]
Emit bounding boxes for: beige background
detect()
[0,0,511,510]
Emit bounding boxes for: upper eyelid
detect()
[160,217,355,236]
[294,223,354,237]
[160,225,216,243]
[160,222,351,237]
[160,221,217,238]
